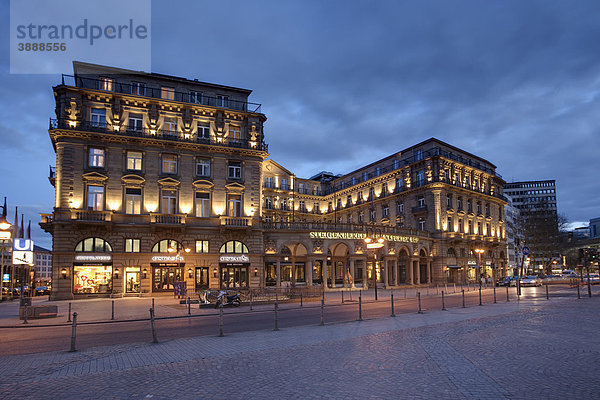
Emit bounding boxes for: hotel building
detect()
[41,62,507,300]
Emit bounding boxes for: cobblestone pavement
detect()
[0,296,598,399]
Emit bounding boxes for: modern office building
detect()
[41,62,507,300]
[504,180,557,214]
[33,245,52,285]
[504,194,522,274]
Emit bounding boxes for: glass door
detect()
[125,268,140,293]
[195,267,209,290]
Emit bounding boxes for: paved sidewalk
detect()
[0,295,598,399]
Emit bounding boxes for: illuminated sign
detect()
[309,231,419,243]
[151,255,184,262]
[2,273,9,282]
[74,254,112,262]
[14,239,34,251]
[467,261,477,265]
[219,254,250,263]
[13,239,34,265]
[0,231,11,240]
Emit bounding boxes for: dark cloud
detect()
[1,0,599,249]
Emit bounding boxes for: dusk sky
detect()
[1,0,599,249]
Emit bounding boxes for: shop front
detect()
[219,254,249,289]
[125,266,141,293]
[73,254,113,294]
[151,255,185,292]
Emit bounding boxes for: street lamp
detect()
[474,248,485,287]
[364,229,385,300]
[0,200,12,302]
[168,245,190,297]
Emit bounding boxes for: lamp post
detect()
[0,206,12,302]
[364,229,385,301]
[168,245,190,297]
[474,248,485,287]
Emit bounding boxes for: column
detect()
[350,258,356,288]
[276,259,281,287]
[321,258,328,290]
[362,257,368,290]
[416,259,421,285]
[291,257,296,285]
[392,260,398,286]
[383,258,389,288]
[427,260,432,284]
[409,258,414,285]
[306,260,313,286]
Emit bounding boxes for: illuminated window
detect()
[228,162,242,179]
[161,189,178,214]
[227,194,241,216]
[100,77,113,91]
[162,154,177,174]
[151,239,181,253]
[195,192,210,217]
[125,238,141,253]
[87,185,104,211]
[190,91,203,104]
[131,82,145,96]
[88,148,105,167]
[219,240,248,254]
[196,240,209,253]
[196,159,210,177]
[75,237,113,252]
[163,117,177,133]
[127,151,142,170]
[125,188,142,214]
[229,125,241,143]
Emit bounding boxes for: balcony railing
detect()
[220,216,251,228]
[260,221,428,237]
[72,210,112,222]
[60,74,262,113]
[50,118,268,152]
[150,213,185,225]
[411,205,428,214]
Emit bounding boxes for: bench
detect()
[19,305,58,320]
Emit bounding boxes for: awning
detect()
[447,265,462,269]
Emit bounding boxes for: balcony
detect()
[50,118,268,152]
[260,221,427,237]
[220,216,251,228]
[60,74,263,113]
[49,166,56,186]
[412,205,428,214]
[72,210,112,222]
[150,213,186,225]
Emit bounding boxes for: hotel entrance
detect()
[195,267,209,290]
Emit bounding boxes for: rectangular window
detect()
[100,77,113,91]
[229,125,241,142]
[351,177,357,185]
[264,197,273,209]
[416,170,424,186]
[88,148,105,168]
[161,189,177,214]
[446,194,452,208]
[415,150,423,161]
[190,91,203,104]
[195,192,211,218]
[196,159,210,177]
[91,108,106,127]
[131,82,145,96]
[161,87,175,100]
[314,203,320,213]
[227,194,241,217]
[418,218,425,230]
[128,113,143,131]
[370,209,376,222]
[228,162,242,179]
[468,221,473,234]
[125,188,142,214]
[447,217,453,231]
[197,123,210,139]
[87,185,104,211]
[397,202,404,214]
[362,172,368,182]
[299,200,305,212]
[217,95,229,107]
[383,205,389,218]
[417,195,425,207]
[196,240,209,253]
[358,212,364,223]
[393,160,399,169]
[467,200,472,212]
[376,167,381,176]
[127,151,143,171]
[382,183,388,196]
[457,197,463,210]
[265,176,273,188]
[162,154,177,174]
[458,219,464,233]
[281,179,289,190]
[125,238,141,253]
[478,222,482,234]
[163,117,177,133]
[298,183,305,193]
[396,177,403,191]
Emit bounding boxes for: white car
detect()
[520,276,542,287]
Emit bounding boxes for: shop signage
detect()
[2,273,9,282]
[467,261,477,265]
[13,239,34,265]
[219,254,249,263]
[74,254,112,262]
[151,255,184,262]
[309,231,419,243]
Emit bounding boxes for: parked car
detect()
[521,276,543,286]
[582,274,599,285]
[35,286,51,296]
[496,277,514,287]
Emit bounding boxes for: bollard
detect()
[69,312,78,352]
[273,300,279,331]
[417,292,423,314]
[462,289,465,308]
[454,283,456,293]
[342,290,344,304]
[250,293,253,311]
[506,285,510,302]
[577,284,581,299]
[493,286,497,304]
[404,288,407,299]
[479,287,482,306]
[187,297,191,315]
[441,291,446,311]
[152,297,155,311]
[67,302,72,322]
[23,305,28,324]
[546,284,549,300]
[358,290,363,321]
[426,287,429,297]
[111,300,115,320]
[300,293,303,308]
[436,285,438,296]
[320,297,325,326]
[149,308,158,343]
[218,304,224,337]
[587,278,592,298]
[390,291,395,317]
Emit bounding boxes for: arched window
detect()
[75,237,113,252]
[152,239,182,253]
[219,240,248,254]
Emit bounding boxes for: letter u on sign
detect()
[14,239,34,251]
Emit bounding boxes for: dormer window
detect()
[161,87,175,100]
[100,77,113,91]
[131,82,145,96]
[217,95,229,108]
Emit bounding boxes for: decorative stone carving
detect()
[312,240,323,254]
